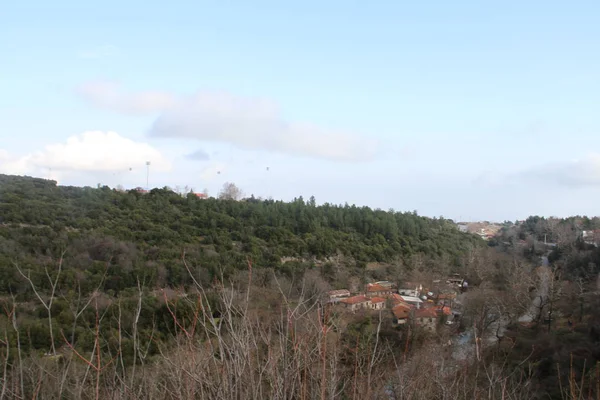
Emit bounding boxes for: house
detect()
[327,289,351,303]
[437,292,456,301]
[193,192,208,199]
[435,304,457,324]
[374,281,397,289]
[370,297,386,310]
[437,292,456,306]
[398,286,421,297]
[366,283,394,297]
[134,187,149,194]
[386,293,407,306]
[340,295,372,312]
[398,295,423,308]
[436,304,452,317]
[446,276,464,287]
[414,308,438,331]
[582,230,600,246]
[392,304,411,325]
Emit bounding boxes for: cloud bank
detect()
[0,131,170,181]
[474,153,600,189]
[76,81,178,114]
[76,81,377,162]
[521,154,600,187]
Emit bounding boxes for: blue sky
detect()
[2,1,600,221]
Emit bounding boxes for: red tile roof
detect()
[392,305,411,319]
[392,301,413,310]
[370,297,386,304]
[415,308,438,319]
[366,283,389,293]
[436,305,452,316]
[386,293,404,302]
[394,302,412,310]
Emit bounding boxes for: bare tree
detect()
[1,296,24,399]
[0,248,553,399]
[218,182,243,201]
[526,266,563,331]
[61,299,118,400]
[62,261,109,345]
[549,220,577,247]
[15,250,65,355]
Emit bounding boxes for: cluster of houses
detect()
[328,279,462,332]
[582,230,600,246]
[456,222,500,241]
[134,187,149,194]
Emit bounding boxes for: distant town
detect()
[326,275,468,334]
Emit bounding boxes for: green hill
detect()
[0,174,482,291]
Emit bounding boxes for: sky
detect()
[1,1,600,221]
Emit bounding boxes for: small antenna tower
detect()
[146,161,151,190]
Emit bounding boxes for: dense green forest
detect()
[0,173,481,355]
[0,173,481,293]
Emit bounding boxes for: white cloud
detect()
[76,81,178,114]
[0,149,30,176]
[78,44,119,59]
[0,131,171,181]
[521,154,600,187]
[76,81,377,162]
[474,153,600,189]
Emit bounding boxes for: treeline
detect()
[498,215,600,244]
[0,173,481,292]
[494,215,600,279]
[0,174,485,357]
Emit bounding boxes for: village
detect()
[326,275,468,333]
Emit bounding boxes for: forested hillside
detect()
[0,173,481,293]
[494,215,600,279]
[10,174,576,399]
[3,174,600,399]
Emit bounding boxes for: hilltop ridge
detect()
[0,173,483,290]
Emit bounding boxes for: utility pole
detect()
[266,166,271,200]
[146,161,151,190]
